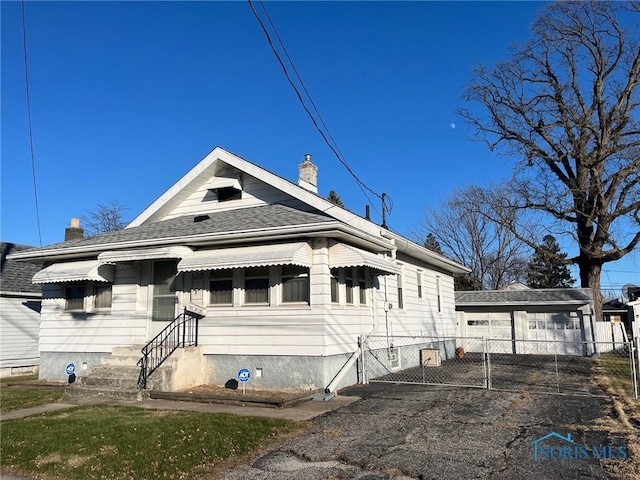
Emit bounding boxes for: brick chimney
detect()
[298,153,318,193]
[65,218,84,241]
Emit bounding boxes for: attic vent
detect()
[194,215,210,223]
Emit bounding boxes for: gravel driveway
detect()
[221,383,628,479]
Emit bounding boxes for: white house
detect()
[10,147,468,393]
[1,242,42,377]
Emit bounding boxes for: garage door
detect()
[524,311,583,354]
[461,312,513,352]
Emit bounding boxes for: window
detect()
[417,271,423,299]
[282,266,309,303]
[216,187,241,202]
[345,275,354,304]
[358,269,367,305]
[330,269,339,303]
[244,267,269,304]
[397,272,404,309]
[436,276,441,313]
[93,284,112,309]
[65,285,85,311]
[210,270,233,305]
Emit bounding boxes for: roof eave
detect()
[7,222,396,262]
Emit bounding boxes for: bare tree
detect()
[460,1,640,319]
[419,186,531,290]
[81,200,128,237]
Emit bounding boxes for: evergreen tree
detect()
[327,190,345,208]
[527,235,575,288]
[423,233,443,254]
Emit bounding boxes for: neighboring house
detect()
[1,242,42,376]
[455,286,600,355]
[9,147,469,392]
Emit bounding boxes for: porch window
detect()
[209,270,233,305]
[345,275,354,304]
[330,269,339,303]
[358,268,367,305]
[93,284,112,309]
[244,267,269,304]
[281,266,309,303]
[65,285,85,311]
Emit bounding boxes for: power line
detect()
[248,0,393,225]
[21,0,43,249]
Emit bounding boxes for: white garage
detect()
[455,285,595,356]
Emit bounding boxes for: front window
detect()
[281,266,309,303]
[244,267,269,304]
[93,284,112,309]
[210,270,233,305]
[65,285,85,311]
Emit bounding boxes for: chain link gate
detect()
[362,334,638,398]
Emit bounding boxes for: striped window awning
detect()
[178,242,312,272]
[32,260,115,284]
[98,246,194,263]
[328,243,399,275]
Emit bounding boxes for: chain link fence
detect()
[363,335,638,398]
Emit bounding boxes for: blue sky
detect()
[1,1,638,295]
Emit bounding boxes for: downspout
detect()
[324,243,397,395]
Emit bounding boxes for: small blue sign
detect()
[65,363,76,375]
[237,368,251,383]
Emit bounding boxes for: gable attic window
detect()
[205,178,242,203]
[216,186,241,202]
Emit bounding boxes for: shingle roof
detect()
[1,243,42,294]
[15,204,334,256]
[455,288,593,306]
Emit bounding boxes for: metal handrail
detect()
[137,307,201,390]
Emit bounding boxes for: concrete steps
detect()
[71,345,205,399]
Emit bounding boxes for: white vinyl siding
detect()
[0,295,40,370]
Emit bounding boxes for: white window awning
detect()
[178,242,312,272]
[32,260,115,284]
[98,246,194,263]
[204,177,241,191]
[328,243,400,275]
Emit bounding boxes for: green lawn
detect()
[595,351,636,396]
[1,375,67,412]
[1,405,302,480]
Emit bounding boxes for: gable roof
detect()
[1,243,42,295]
[8,147,469,274]
[455,288,593,307]
[126,147,469,274]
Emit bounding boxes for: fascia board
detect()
[456,300,591,307]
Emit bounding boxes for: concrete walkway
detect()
[0,393,360,422]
